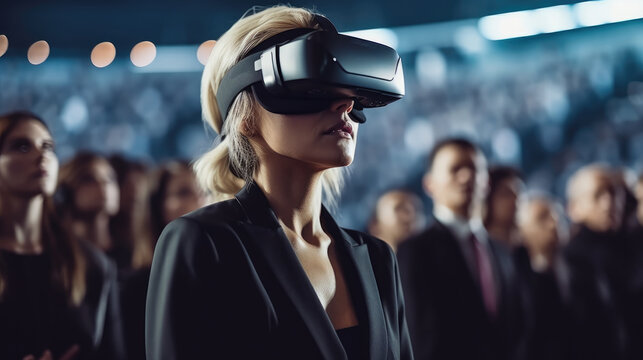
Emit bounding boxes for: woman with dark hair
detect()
[121,159,207,360]
[0,111,125,359]
[146,5,412,360]
[483,165,524,248]
[57,152,120,256]
[107,154,150,273]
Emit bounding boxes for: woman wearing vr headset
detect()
[146,6,412,360]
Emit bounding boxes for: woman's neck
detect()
[73,213,112,252]
[254,160,326,245]
[0,195,45,254]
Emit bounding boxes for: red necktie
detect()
[469,233,498,318]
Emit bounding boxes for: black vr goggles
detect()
[216,15,405,125]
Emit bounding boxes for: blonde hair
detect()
[194,5,345,204]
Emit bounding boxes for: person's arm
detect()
[97,258,127,360]
[145,217,223,360]
[397,238,436,360]
[392,249,414,360]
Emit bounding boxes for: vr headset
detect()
[216,14,405,126]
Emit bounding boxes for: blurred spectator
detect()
[367,188,426,252]
[564,164,629,360]
[120,159,207,360]
[147,159,208,243]
[0,111,125,359]
[613,166,639,233]
[625,171,643,360]
[514,192,572,360]
[483,166,524,249]
[397,138,523,360]
[57,152,120,257]
[108,154,151,273]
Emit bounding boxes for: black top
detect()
[0,251,91,359]
[146,181,413,360]
[336,325,364,360]
[0,244,126,360]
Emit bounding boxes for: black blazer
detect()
[397,219,523,360]
[145,182,413,360]
[563,226,630,360]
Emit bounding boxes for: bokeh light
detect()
[130,41,156,67]
[91,42,116,68]
[0,35,8,57]
[197,40,216,65]
[27,40,50,65]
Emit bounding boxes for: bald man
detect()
[368,189,426,253]
[564,164,630,360]
[514,193,572,360]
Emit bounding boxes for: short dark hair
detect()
[488,165,522,188]
[426,137,480,172]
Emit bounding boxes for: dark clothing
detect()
[146,182,413,360]
[397,219,523,360]
[120,267,151,360]
[0,243,125,360]
[625,220,643,360]
[564,226,629,360]
[336,326,364,360]
[513,247,572,360]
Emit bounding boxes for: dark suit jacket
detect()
[145,182,413,360]
[564,226,629,360]
[513,246,572,360]
[397,219,523,360]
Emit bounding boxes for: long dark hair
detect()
[0,110,86,305]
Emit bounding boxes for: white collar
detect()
[433,203,488,245]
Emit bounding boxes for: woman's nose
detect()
[330,98,354,114]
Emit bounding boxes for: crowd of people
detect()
[0,110,208,359]
[1,4,643,360]
[373,138,643,360]
[2,106,642,359]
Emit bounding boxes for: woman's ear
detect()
[239,119,256,137]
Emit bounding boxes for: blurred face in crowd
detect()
[0,119,59,197]
[369,190,425,248]
[424,144,487,218]
[519,198,560,254]
[73,160,120,216]
[488,176,523,227]
[568,168,619,233]
[162,169,207,224]
[120,169,148,215]
[251,98,358,171]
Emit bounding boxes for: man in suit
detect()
[397,138,523,360]
[564,164,630,360]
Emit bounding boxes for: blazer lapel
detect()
[234,183,346,360]
[323,208,389,360]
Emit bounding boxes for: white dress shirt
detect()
[433,204,500,298]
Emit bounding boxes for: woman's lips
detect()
[323,121,354,138]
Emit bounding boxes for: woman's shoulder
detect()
[156,198,248,261]
[341,228,396,262]
[163,198,246,235]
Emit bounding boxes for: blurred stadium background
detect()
[1,0,642,229]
